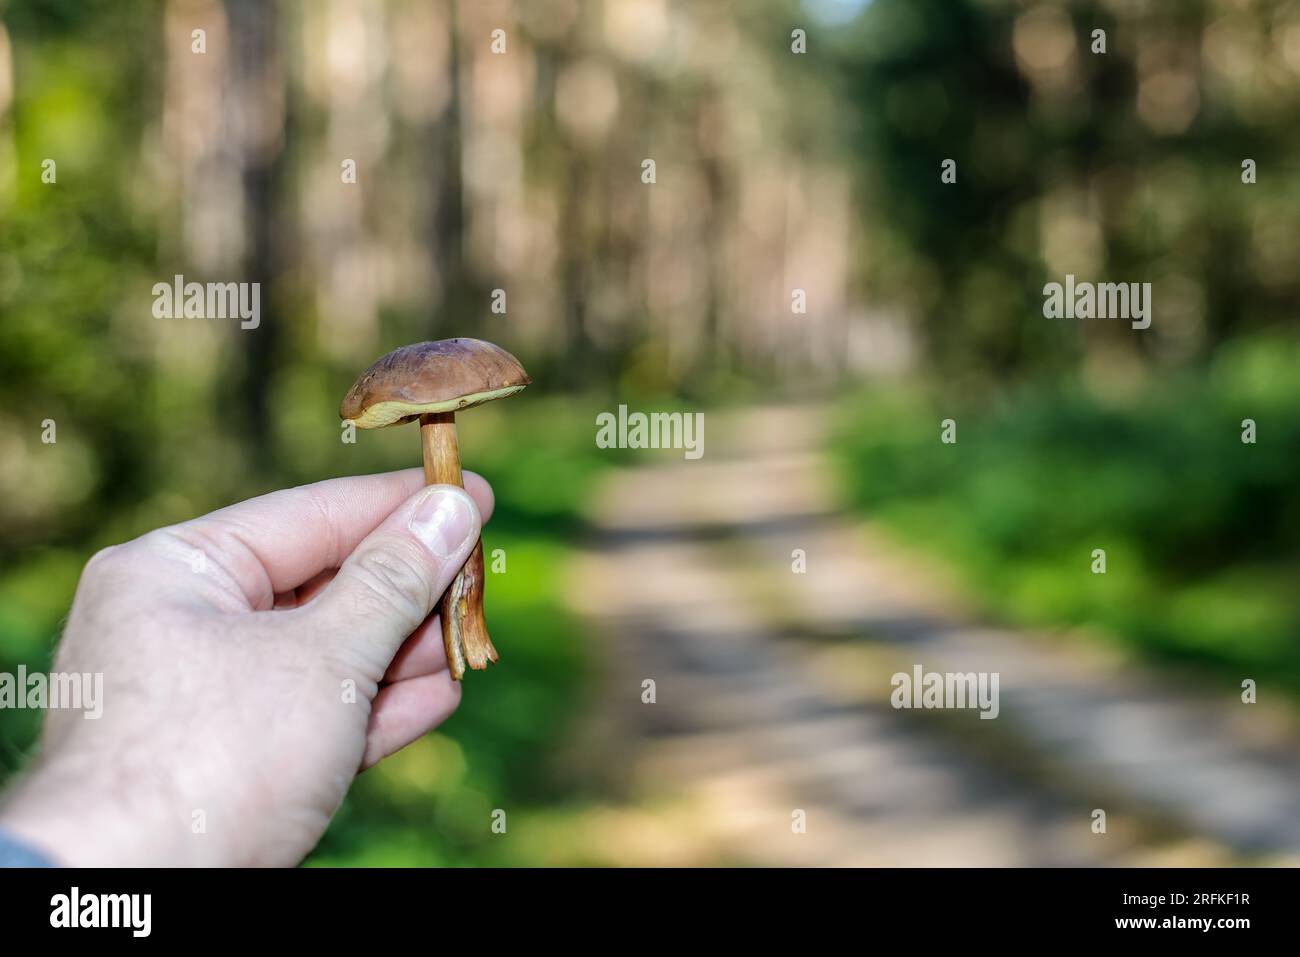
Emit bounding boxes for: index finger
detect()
[165,468,495,609]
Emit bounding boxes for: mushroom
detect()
[340,338,531,680]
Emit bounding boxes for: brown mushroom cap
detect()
[340,338,531,429]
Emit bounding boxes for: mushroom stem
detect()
[419,412,498,681]
[419,411,462,486]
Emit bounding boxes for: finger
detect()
[157,468,494,610]
[272,464,489,612]
[383,613,449,682]
[273,568,337,609]
[462,471,494,528]
[300,484,481,677]
[362,671,462,769]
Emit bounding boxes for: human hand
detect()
[0,469,491,866]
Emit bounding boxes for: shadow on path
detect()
[569,404,1300,866]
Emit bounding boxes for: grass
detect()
[829,335,1300,694]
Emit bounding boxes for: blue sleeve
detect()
[0,828,56,867]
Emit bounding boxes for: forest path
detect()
[568,404,1300,866]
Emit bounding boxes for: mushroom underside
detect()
[347,384,528,429]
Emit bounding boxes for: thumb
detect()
[302,484,481,677]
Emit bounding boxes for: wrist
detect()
[0,756,199,867]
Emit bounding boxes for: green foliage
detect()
[0,4,162,552]
[831,336,1300,690]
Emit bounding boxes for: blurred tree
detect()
[226,0,286,468]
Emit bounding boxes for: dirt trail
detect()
[569,405,1300,866]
